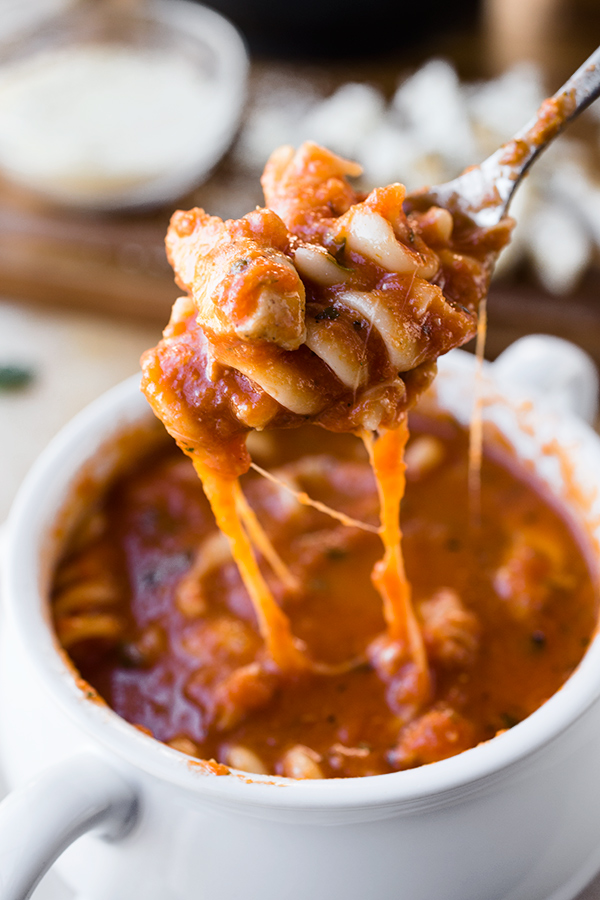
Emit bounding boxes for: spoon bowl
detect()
[405,46,600,228]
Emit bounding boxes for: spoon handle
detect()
[407,46,600,227]
[482,44,600,217]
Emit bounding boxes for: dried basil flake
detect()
[0,364,34,390]
[315,306,340,322]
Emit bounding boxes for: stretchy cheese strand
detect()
[250,462,381,534]
[234,483,300,592]
[362,423,430,695]
[192,458,308,673]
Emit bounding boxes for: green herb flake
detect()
[334,238,347,262]
[117,641,145,669]
[500,712,520,729]
[325,546,348,561]
[230,258,250,274]
[454,303,472,317]
[530,630,547,650]
[0,364,34,390]
[315,306,340,322]
[309,577,328,592]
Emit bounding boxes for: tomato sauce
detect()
[52,417,597,778]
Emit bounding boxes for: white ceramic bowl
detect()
[1,336,600,900]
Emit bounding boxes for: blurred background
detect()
[1,0,600,518]
[1,3,600,898]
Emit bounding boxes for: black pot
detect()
[199,0,481,59]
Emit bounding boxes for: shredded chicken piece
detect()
[419,588,480,666]
[389,704,475,769]
[493,527,575,621]
[167,207,306,350]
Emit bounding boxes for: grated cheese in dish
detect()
[0,42,243,209]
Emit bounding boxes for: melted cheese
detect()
[362,422,430,695]
[468,294,488,523]
[191,456,308,673]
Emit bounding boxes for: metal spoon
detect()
[405,46,600,228]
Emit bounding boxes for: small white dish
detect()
[0,0,248,210]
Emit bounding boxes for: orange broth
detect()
[52,416,597,778]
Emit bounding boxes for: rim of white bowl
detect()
[4,359,600,811]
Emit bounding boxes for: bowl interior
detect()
[5,354,600,811]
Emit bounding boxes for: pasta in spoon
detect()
[141,141,512,706]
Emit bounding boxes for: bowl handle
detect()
[0,752,137,899]
[492,334,599,424]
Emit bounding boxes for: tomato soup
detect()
[52,417,597,779]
